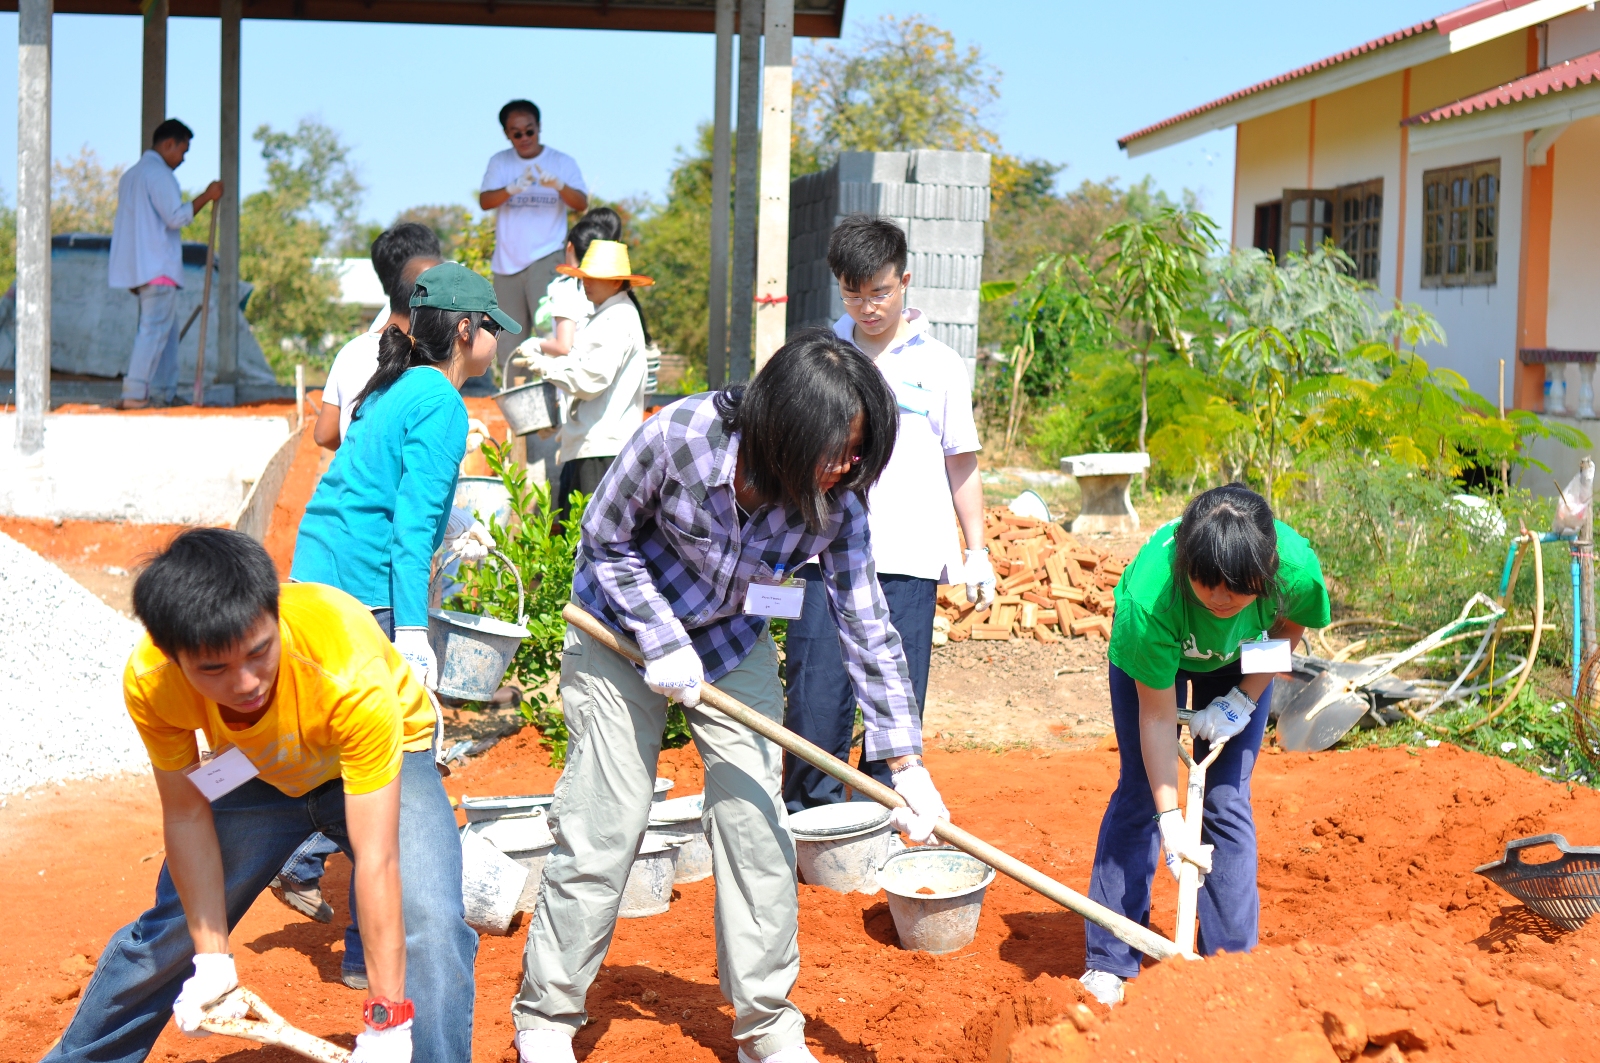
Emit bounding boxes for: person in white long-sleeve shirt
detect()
[515,239,652,523]
[108,118,223,408]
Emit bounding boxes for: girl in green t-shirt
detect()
[1078,484,1330,1007]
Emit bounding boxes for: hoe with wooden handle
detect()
[198,986,351,1062]
[562,603,1192,963]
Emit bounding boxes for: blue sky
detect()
[0,0,1446,241]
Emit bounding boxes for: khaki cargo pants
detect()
[511,622,806,1058]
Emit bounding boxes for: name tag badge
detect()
[1239,639,1292,675]
[185,745,260,802]
[744,580,806,619]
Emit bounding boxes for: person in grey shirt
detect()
[108,118,222,408]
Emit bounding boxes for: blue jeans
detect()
[780,563,934,811]
[276,607,394,977]
[124,284,181,402]
[279,832,365,974]
[1084,662,1272,980]
[43,751,476,1063]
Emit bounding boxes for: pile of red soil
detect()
[5,733,1597,1062]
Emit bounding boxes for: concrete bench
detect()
[1060,453,1150,535]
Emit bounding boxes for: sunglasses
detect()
[508,129,540,140]
[479,318,504,337]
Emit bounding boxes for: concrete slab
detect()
[0,413,291,524]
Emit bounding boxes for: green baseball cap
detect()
[409,262,522,334]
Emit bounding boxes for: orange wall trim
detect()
[1232,125,1241,250]
[1394,69,1411,302]
[1516,139,1555,410]
[1307,98,1317,187]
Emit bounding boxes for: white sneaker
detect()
[737,1044,820,1063]
[1078,969,1125,1006]
[517,1029,577,1063]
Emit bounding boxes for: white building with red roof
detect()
[1121,0,1600,421]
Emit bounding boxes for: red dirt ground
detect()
[5,732,1598,1063]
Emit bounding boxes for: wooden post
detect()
[706,0,734,388]
[752,0,793,372]
[14,0,51,456]
[140,0,166,150]
[215,0,241,393]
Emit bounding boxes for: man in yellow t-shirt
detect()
[44,529,475,1063]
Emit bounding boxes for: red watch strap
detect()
[363,996,415,1030]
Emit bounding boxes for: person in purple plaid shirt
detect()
[511,330,950,1063]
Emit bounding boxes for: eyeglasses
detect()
[821,453,863,475]
[508,129,540,140]
[839,287,902,308]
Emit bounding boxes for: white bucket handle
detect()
[433,548,527,627]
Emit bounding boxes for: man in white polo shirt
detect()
[781,214,993,810]
[477,98,589,397]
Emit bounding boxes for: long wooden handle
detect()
[561,603,1190,963]
[192,205,219,408]
[198,987,351,1063]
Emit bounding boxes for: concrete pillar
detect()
[752,0,793,372]
[706,0,734,389]
[140,0,166,151]
[14,0,51,455]
[727,0,762,383]
[215,0,241,393]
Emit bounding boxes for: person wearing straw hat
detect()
[515,238,654,523]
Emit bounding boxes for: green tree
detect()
[1103,206,1218,452]
[51,147,123,235]
[631,124,722,379]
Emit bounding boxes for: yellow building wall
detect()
[1547,116,1600,351]
[1233,102,1312,249]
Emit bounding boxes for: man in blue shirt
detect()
[108,118,222,408]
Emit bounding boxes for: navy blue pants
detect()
[1084,662,1272,979]
[780,563,935,812]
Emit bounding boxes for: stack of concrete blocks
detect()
[788,150,989,385]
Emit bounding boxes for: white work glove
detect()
[506,167,535,195]
[465,417,491,453]
[963,547,996,610]
[512,339,546,370]
[394,627,437,690]
[352,1020,413,1063]
[1157,809,1213,885]
[171,953,248,1036]
[644,644,703,707]
[888,764,949,845]
[536,166,565,191]
[449,520,494,564]
[1190,687,1255,743]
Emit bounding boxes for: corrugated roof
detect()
[1117,0,1550,149]
[1403,48,1600,123]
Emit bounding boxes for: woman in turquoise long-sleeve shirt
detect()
[294,262,520,687]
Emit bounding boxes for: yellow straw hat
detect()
[556,239,655,287]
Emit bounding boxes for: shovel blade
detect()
[1275,670,1370,752]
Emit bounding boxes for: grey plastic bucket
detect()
[789,802,898,895]
[454,476,513,527]
[428,551,529,701]
[459,827,529,935]
[463,810,556,914]
[649,794,711,884]
[495,380,561,436]
[619,832,688,918]
[877,846,996,954]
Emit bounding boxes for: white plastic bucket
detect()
[649,793,711,884]
[619,832,688,918]
[789,802,899,895]
[459,827,529,935]
[877,846,996,954]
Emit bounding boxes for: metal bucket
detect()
[790,802,899,895]
[495,380,561,436]
[619,832,688,918]
[464,810,556,914]
[460,793,555,823]
[649,794,711,884]
[428,551,529,701]
[454,476,513,527]
[459,827,529,935]
[653,777,674,802]
[877,846,995,954]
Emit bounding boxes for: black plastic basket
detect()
[1474,833,1600,931]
